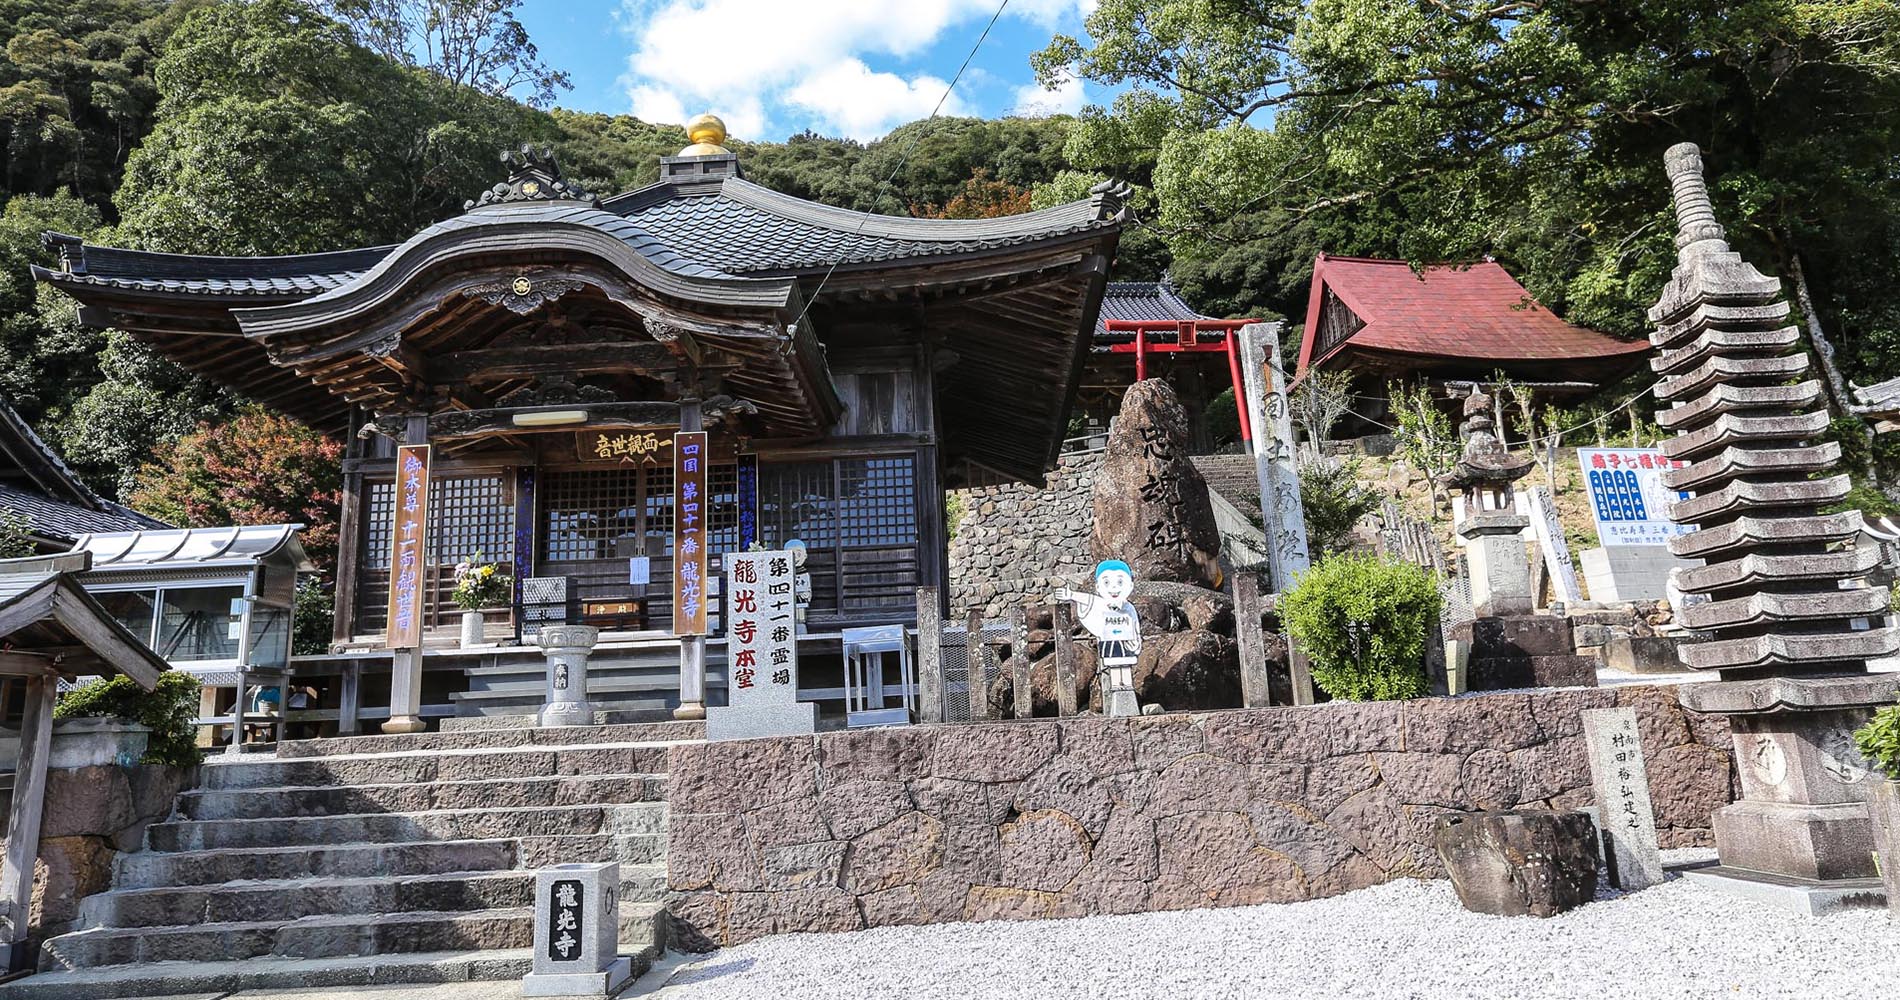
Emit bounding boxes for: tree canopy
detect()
[1039,0,1900,377]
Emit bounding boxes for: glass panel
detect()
[246,604,292,671]
[94,590,157,644]
[156,586,245,662]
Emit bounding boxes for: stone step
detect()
[0,949,535,1000]
[277,720,704,758]
[40,901,666,971]
[147,803,668,851]
[443,708,692,730]
[76,865,670,929]
[177,772,668,820]
[113,833,663,889]
[196,741,681,791]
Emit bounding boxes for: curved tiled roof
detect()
[1094,280,1217,341]
[0,397,169,543]
[1304,255,1649,367]
[38,175,1117,297]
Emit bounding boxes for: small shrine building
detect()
[36,117,1125,729]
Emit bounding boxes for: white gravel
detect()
[635,854,1900,1000]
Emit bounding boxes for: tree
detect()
[912,168,1032,219]
[1388,381,1458,507]
[1041,1,1900,384]
[1290,368,1352,459]
[113,0,550,256]
[125,406,343,571]
[319,0,569,107]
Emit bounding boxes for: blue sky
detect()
[517,0,1098,142]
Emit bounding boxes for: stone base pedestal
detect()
[538,625,601,729]
[1681,674,1900,887]
[1459,512,1533,617]
[1453,615,1598,691]
[706,702,816,742]
[523,955,632,997]
[1105,688,1139,718]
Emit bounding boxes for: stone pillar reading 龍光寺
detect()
[1649,142,1899,884]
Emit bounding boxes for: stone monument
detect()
[1091,379,1224,591]
[1443,387,1598,689]
[523,862,629,996]
[707,549,817,741]
[1650,142,1899,896]
[537,625,601,727]
[1581,707,1665,889]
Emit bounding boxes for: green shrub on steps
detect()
[1281,553,1441,702]
[54,671,205,767]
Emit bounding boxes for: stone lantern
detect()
[1440,385,1536,616]
[1650,142,1899,899]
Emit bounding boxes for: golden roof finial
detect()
[678,113,730,156]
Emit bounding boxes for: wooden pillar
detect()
[965,607,987,721]
[674,396,708,721]
[1232,571,1270,708]
[1009,605,1032,720]
[1053,602,1078,717]
[1289,646,1317,707]
[333,469,363,644]
[915,586,943,723]
[1,675,54,971]
[385,413,430,735]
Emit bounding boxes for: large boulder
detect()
[1434,810,1600,917]
[1091,379,1223,591]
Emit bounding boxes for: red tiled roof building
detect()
[1296,254,1648,393]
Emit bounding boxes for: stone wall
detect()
[665,685,1734,948]
[947,451,1100,617]
[4,761,192,947]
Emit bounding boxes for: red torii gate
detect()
[1104,317,1263,444]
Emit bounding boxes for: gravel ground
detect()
[637,854,1899,1000]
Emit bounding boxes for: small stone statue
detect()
[1053,559,1144,717]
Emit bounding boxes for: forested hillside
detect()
[3,0,1899,501]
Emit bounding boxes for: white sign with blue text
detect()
[1577,447,1693,547]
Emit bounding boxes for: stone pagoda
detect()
[1650,142,1899,888]
[1442,386,1597,689]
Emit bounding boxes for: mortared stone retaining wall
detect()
[664,685,1735,948]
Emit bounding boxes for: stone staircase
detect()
[3,721,701,1000]
[448,640,728,718]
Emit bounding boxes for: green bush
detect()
[1855,701,1900,781]
[1281,553,1441,701]
[1300,457,1382,554]
[54,672,205,767]
[293,576,335,656]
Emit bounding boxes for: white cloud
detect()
[1011,71,1086,117]
[787,60,969,141]
[617,0,1091,140]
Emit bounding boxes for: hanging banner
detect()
[736,454,759,550]
[385,444,432,648]
[673,431,708,635]
[1577,447,1692,547]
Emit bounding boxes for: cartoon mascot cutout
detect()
[1053,559,1143,717]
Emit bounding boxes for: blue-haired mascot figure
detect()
[1053,559,1143,717]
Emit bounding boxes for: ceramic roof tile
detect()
[1311,256,1648,364]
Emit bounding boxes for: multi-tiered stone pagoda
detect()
[1651,142,1899,889]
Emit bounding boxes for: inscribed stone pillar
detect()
[1649,142,1899,886]
[537,625,601,727]
[524,862,628,996]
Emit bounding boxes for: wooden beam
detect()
[1,676,54,970]
[430,401,682,441]
[0,651,57,676]
[436,342,681,381]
